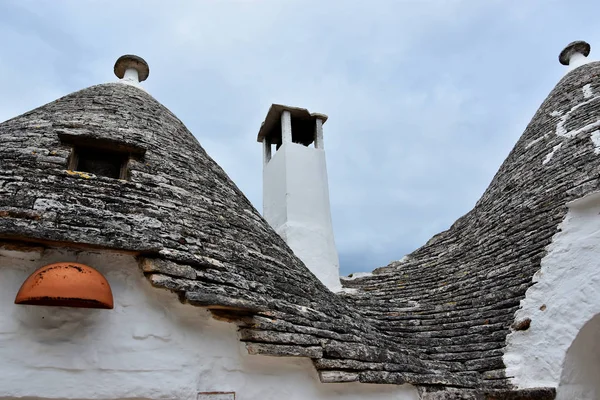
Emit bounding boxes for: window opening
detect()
[70,147,129,179]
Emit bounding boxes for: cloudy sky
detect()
[1,0,598,276]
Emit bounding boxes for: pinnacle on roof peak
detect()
[559,40,591,66]
[114,54,149,84]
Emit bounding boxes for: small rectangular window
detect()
[59,133,145,181]
[69,147,129,179]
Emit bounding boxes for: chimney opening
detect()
[290,117,317,147]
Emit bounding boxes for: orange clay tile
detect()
[14,262,113,309]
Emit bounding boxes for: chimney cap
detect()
[114,54,150,81]
[559,41,591,65]
[257,104,328,144]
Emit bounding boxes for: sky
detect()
[1,0,599,276]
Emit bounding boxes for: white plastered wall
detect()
[504,191,600,393]
[263,142,341,292]
[555,314,600,399]
[0,245,417,400]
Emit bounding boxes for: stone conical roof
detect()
[341,61,600,396]
[0,81,445,390]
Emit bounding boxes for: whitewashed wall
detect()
[504,192,600,396]
[0,246,417,400]
[556,314,600,399]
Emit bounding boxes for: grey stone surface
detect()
[4,59,600,398]
[245,343,324,358]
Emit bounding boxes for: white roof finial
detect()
[114,55,149,86]
[559,41,591,71]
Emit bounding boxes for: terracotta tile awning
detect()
[15,262,114,309]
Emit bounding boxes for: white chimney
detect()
[114,54,149,87]
[559,40,592,73]
[258,104,341,292]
